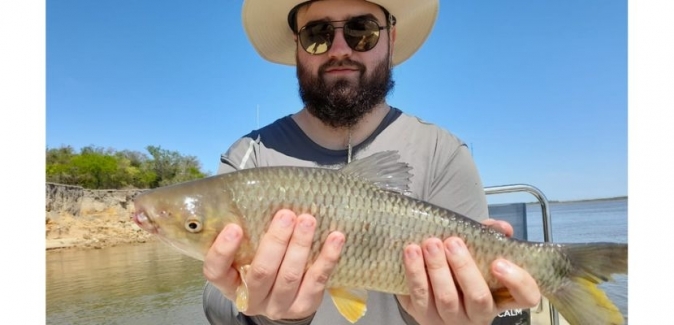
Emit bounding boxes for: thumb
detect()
[482,219,514,237]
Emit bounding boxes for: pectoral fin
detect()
[328,288,368,324]
[235,265,251,312]
[492,286,515,304]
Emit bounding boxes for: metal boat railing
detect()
[484,184,559,325]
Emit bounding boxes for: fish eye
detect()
[185,217,203,233]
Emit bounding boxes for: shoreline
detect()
[46,182,150,251]
[46,212,155,252]
[45,235,157,251]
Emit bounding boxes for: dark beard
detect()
[297,57,394,129]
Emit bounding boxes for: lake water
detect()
[46,198,628,324]
[524,198,628,322]
[46,241,208,325]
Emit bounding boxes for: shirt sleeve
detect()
[427,137,489,222]
[394,296,420,325]
[218,136,260,174]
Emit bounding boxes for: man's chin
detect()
[325,80,360,93]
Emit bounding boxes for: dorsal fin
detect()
[339,150,413,195]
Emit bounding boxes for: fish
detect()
[132,150,628,325]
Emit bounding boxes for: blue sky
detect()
[46,0,627,203]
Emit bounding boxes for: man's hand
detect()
[202,209,345,321]
[397,219,541,324]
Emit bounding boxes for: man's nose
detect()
[327,28,353,60]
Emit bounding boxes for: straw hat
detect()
[241,0,439,66]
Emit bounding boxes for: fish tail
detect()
[547,243,628,325]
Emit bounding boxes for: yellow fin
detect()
[548,277,624,325]
[235,265,251,312]
[328,288,368,323]
[545,242,627,324]
[491,287,515,305]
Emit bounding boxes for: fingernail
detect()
[426,241,441,256]
[330,234,344,249]
[445,238,464,255]
[405,246,420,260]
[299,217,315,230]
[494,260,512,275]
[278,212,294,227]
[224,224,240,241]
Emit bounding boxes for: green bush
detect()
[45,145,211,189]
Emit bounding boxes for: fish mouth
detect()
[132,209,159,234]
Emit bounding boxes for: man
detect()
[202,0,541,324]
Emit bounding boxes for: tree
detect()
[46,145,77,185]
[145,145,209,187]
[45,145,210,189]
[70,151,118,188]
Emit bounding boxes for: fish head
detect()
[132,177,239,261]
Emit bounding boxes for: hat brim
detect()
[242,0,438,66]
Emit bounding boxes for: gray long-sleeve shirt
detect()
[202,107,489,325]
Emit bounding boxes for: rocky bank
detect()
[45,182,156,250]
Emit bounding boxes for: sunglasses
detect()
[297,17,391,55]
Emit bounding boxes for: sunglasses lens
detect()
[344,19,381,52]
[298,19,382,54]
[300,23,334,55]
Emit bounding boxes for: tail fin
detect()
[547,243,628,325]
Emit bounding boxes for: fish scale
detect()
[221,165,553,295]
[132,151,628,324]
[230,167,412,292]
